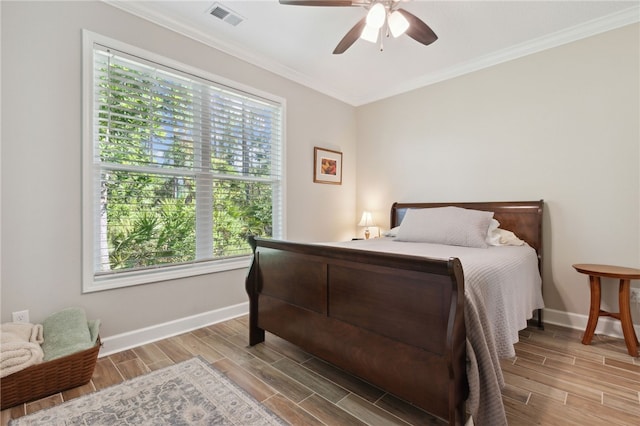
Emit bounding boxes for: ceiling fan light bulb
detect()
[366,3,386,29]
[388,11,409,37]
[360,24,379,43]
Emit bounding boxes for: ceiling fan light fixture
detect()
[388,10,409,37]
[279,0,437,54]
[360,24,379,43]
[366,2,386,29]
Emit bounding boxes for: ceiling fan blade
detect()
[397,8,438,46]
[333,17,367,54]
[279,0,358,6]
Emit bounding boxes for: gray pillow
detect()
[395,206,494,248]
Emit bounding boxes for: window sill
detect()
[83,256,252,293]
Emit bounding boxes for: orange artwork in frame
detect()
[313,147,343,185]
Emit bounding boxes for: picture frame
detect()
[313,147,343,185]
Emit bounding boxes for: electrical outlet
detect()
[12,310,29,323]
[631,288,640,304]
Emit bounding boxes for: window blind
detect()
[89,42,283,281]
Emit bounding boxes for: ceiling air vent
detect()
[208,2,244,27]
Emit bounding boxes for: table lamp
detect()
[358,211,375,239]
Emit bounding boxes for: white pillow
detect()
[382,226,400,237]
[395,207,494,248]
[485,218,525,246]
[487,228,525,246]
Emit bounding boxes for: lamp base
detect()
[364,229,370,239]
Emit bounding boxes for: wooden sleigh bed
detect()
[245,201,544,425]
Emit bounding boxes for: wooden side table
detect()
[573,264,640,357]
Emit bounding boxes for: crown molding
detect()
[354,4,640,105]
[103,1,354,104]
[103,2,639,107]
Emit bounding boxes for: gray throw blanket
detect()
[465,286,508,426]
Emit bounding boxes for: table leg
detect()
[582,275,601,345]
[618,279,639,357]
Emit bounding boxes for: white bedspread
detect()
[321,238,545,425]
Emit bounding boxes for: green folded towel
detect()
[88,319,101,344]
[41,307,100,361]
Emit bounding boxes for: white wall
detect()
[356,23,640,332]
[0,1,356,344]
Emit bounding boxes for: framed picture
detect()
[313,147,343,185]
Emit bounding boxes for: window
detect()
[82,31,284,292]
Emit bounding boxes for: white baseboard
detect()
[98,304,638,357]
[98,302,249,357]
[543,308,640,339]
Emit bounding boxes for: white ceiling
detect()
[107,1,639,106]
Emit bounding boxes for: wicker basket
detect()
[1,337,100,410]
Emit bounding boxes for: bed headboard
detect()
[390,200,544,258]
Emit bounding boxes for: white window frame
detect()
[81,30,286,293]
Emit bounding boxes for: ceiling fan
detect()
[279,0,438,54]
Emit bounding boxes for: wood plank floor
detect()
[2,316,638,425]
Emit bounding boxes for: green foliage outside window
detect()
[95,52,280,274]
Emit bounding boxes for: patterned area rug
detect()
[10,357,287,425]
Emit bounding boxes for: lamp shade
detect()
[358,211,375,227]
[388,10,409,37]
[360,24,379,43]
[366,3,386,29]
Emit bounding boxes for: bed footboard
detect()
[246,237,467,425]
